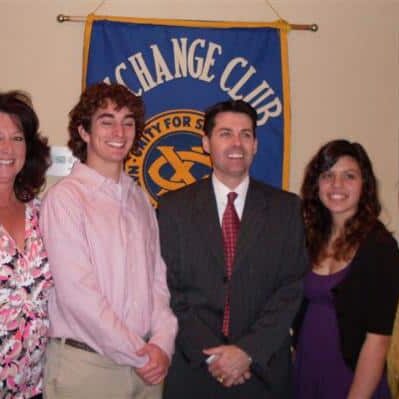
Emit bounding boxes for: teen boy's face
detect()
[78,101,135,176]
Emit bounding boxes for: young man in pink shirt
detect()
[40,83,177,398]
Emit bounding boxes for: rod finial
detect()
[311,24,318,32]
[57,14,69,23]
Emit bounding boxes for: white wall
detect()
[1,0,398,233]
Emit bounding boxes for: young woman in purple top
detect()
[294,139,399,399]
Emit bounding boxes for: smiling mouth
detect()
[227,153,244,159]
[0,160,14,165]
[106,142,125,148]
[328,193,348,200]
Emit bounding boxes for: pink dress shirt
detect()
[40,163,177,368]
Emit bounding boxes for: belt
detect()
[54,337,97,353]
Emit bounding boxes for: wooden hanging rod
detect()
[56,14,318,31]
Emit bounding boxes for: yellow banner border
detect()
[82,14,291,190]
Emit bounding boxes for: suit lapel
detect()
[193,179,225,272]
[234,179,269,270]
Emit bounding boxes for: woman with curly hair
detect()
[0,90,52,398]
[294,139,399,398]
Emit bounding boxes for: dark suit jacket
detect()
[158,178,308,399]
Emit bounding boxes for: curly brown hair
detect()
[68,83,145,162]
[301,139,381,265]
[0,90,50,202]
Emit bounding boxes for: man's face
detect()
[202,111,257,189]
[78,101,135,178]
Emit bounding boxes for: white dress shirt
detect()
[212,174,250,225]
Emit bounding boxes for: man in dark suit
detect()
[158,100,307,398]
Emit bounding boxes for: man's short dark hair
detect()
[203,100,257,137]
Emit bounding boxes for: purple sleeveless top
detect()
[294,266,391,399]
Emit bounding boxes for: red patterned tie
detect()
[221,192,240,336]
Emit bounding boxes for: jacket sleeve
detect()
[366,232,399,335]
[334,225,399,370]
[235,197,308,378]
[158,195,223,367]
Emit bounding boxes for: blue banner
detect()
[83,15,291,206]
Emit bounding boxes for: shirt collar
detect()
[71,162,134,200]
[212,174,249,221]
[212,173,250,200]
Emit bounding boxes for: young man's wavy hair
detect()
[68,83,145,162]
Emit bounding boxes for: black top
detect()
[294,221,399,370]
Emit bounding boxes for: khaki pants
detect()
[44,339,163,399]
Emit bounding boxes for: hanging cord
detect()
[264,0,284,21]
[262,0,318,31]
[56,0,318,31]
[91,0,107,14]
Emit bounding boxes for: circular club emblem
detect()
[125,109,212,206]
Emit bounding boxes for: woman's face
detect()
[318,155,363,224]
[0,112,26,187]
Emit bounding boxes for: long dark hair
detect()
[0,91,50,202]
[301,139,380,264]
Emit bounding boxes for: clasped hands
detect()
[135,343,170,385]
[203,345,252,387]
